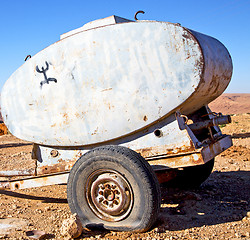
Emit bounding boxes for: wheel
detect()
[164,159,214,188]
[67,145,161,232]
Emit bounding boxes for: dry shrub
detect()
[0,123,8,135]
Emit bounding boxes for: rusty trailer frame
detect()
[0,107,232,191]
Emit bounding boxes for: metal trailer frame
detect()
[0,105,232,191]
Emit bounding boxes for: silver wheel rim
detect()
[86,169,133,222]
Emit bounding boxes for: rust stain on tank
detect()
[91,127,99,136]
[104,102,114,110]
[101,88,112,92]
[62,113,70,125]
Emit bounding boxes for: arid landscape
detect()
[0,93,249,239]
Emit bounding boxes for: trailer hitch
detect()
[176,111,231,131]
[188,115,231,131]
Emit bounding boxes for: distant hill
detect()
[209,93,250,114]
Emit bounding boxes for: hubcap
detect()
[86,170,133,222]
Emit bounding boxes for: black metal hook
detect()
[134,10,145,21]
[25,55,31,61]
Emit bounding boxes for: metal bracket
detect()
[175,111,202,148]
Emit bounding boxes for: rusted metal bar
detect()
[0,172,69,191]
[0,169,35,177]
[148,152,204,170]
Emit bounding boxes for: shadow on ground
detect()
[0,189,67,203]
[0,143,32,149]
[232,132,250,139]
[158,170,249,231]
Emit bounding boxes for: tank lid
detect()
[60,15,133,39]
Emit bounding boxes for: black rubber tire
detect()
[164,159,214,188]
[67,145,161,232]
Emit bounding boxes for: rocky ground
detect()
[0,96,249,239]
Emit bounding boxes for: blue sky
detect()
[0,0,249,93]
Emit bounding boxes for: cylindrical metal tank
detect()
[1,16,232,146]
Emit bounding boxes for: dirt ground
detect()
[0,95,249,239]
